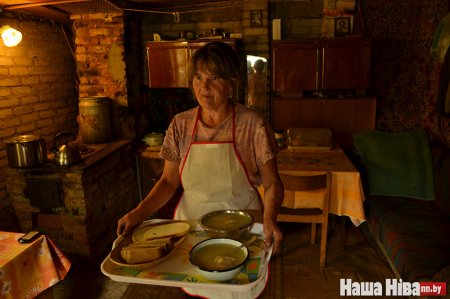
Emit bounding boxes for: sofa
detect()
[352,130,450,283]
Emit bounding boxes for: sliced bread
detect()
[132,221,191,243]
[120,238,173,264]
[121,244,166,264]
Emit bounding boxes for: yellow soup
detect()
[202,213,251,231]
[191,243,246,271]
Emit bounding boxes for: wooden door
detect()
[146,41,189,88]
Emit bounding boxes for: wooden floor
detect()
[42,218,400,299]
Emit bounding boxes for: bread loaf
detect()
[120,238,173,264]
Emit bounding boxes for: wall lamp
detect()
[0,25,22,47]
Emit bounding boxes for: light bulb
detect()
[0,26,22,47]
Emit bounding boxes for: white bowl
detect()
[189,238,249,282]
[142,133,164,146]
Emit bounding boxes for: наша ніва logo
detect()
[340,279,446,296]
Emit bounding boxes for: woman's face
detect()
[192,62,233,111]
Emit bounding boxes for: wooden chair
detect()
[277,172,331,267]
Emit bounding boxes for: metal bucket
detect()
[5,135,47,168]
[78,97,113,144]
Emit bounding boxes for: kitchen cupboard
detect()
[272,39,371,96]
[146,39,237,88]
[272,97,376,149]
[146,41,189,88]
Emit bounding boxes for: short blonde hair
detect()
[187,42,241,99]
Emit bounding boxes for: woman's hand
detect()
[263,217,283,255]
[116,208,146,236]
[117,160,181,237]
[259,158,285,256]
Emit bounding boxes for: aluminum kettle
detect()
[52,131,82,166]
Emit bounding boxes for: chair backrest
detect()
[278,172,332,267]
[278,172,331,219]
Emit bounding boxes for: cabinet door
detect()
[321,39,371,90]
[146,41,189,88]
[272,41,319,95]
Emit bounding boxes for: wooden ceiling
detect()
[0,0,236,23]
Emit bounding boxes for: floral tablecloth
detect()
[0,231,71,299]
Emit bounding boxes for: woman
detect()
[117,42,283,297]
[247,59,268,110]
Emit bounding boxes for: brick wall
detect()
[71,13,134,138]
[71,13,127,106]
[0,17,78,230]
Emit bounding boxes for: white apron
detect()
[174,106,268,299]
[174,106,261,220]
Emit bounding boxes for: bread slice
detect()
[128,237,174,252]
[121,244,166,264]
[120,238,173,264]
[132,221,191,243]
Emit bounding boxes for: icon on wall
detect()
[250,10,262,28]
[334,17,351,37]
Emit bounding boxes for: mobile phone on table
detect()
[18,231,42,243]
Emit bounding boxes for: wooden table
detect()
[277,146,366,226]
[0,231,71,299]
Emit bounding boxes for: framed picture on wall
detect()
[250,10,262,27]
[334,17,351,37]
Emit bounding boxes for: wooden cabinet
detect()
[272,39,371,96]
[146,39,237,88]
[272,41,319,93]
[146,41,189,88]
[272,97,376,149]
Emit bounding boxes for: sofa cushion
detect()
[366,195,450,281]
[354,130,435,201]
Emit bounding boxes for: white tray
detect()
[101,220,272,292]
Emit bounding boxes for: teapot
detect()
[52,131,82,166]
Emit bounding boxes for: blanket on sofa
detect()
[364,143,450,282]
[366,196,450,281]
[354,130,435,201]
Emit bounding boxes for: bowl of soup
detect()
[199,210,254,238]
[189,238,249,282]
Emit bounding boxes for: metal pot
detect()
[78,97,113,144]
[52,131,82,166]
[5,135,47,168]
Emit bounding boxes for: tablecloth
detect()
[0,231,71,299]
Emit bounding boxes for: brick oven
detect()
[6,140,139,260]
[2,11,142,261]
